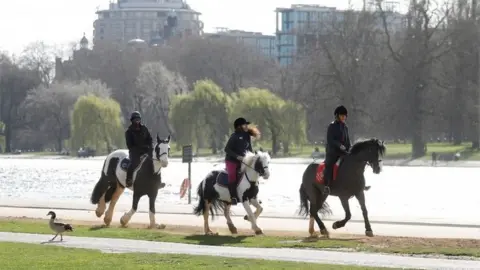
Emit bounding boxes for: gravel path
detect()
[0,232,479,269]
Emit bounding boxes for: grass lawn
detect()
[1,218,480,258]
[0,242,392,270]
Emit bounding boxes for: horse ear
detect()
[156,133,161,144]
[166,134,171,143]
[254,150,258,154]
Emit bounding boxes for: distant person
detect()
[324,105,351,195]
[125,111,153,188]
[311,147,322,161]
[431,152,437,166]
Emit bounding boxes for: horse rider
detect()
[224,117,260,205]
[125,111,153,188]
[324,105,351,195]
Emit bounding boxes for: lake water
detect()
[0,157,479,225]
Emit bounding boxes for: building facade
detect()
[275,4,405,65]
[205,28,276,59]
[93,0,203,47]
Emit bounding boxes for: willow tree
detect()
[230,88,284,154]
[70,95,123,153]
[169,80,230,153]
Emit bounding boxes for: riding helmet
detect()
[334,105,348,116]
[234,117,250,128]
[130,111,142,121]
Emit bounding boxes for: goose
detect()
[46,211,73,241]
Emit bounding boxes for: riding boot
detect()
[126,165,134,188]
[229,183,238,205]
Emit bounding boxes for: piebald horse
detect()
[193,150,271,235]
[90,134,170,228]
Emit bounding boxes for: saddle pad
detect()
[216,170,229,186]
[315,162,339,184]
[120,158,130,171]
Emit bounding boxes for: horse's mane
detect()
[349,138,386,156]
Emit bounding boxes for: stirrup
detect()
[230,197,238,205]
[323,186,330,195]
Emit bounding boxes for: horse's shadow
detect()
[89,225,108,231]
[183,234,249,246]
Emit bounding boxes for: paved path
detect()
[1,207,480,239]
[0,232,478,269]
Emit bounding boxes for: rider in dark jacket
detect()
[224,117,256,205]
[323,105,351,195]
[125,111,153,187]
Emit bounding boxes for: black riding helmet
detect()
[233,117,250,128]
[130,111,141,121]
[334,105,348,116]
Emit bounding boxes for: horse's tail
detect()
[90,159,110,204]
[193,181,206,216]
[91,157,119,204]
[298,183,309,217]
[193,178,222,220]
[299,183,333,217]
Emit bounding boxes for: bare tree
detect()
[136,61,188,135]
[20,41,56,87]
[378,0,453,157]
[0,55,41,152]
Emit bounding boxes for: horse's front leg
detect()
[242,201,262,235]
[223,204,237,234]
[355,190,373,237]
[104,181,125,226]
[120,192,140,227]
[243,198,263,221]
[147,190,165,229]
[95,193,106,218]
[332,196,352,230]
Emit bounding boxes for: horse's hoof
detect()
[205,231,217,236]
[243,215,249,221]
[120,216,128,227]
[365,230,374,237]
[332,221,341,230]
[320,229,330,238]
[157,224,166,230]
[308,232,319,238]
[95,209,104,218]
[227,222,238,234]
[254,229,263,235]
[103,217,112,226]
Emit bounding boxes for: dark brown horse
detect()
[299,138,385,238]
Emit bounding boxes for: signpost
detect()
[182,145,193,204]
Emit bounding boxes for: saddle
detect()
[315,158,343,185]
[216,169,243,187]
[119,154,148,172]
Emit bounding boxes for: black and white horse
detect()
[90,134,170,228]
[193,150,271,235]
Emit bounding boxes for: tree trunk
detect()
[4,123,12,153]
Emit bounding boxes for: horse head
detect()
[241,150,271,180]
[254,150,271,179]
[349,138,386,174]
[154,133,171,167]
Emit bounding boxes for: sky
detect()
[0,0,364,55]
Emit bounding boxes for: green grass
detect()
[1,219,480,258]
[0,242,392,270]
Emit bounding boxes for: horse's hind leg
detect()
[95,193,106,218]
[310,196,329,238]
[203,200,214,235]
[332,196,352,230]
[104,182,124,226]
[355,191,373,237]
[120,192,140,227]
[224,204,237,234]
